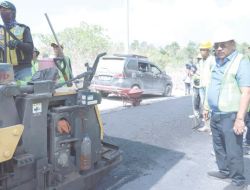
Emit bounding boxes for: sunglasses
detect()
[213,41,233,50]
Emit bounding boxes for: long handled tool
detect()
[44,13,78,88]
[53,57,71,87]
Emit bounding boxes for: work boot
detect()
[242,140,250,148]
[223,184,247,190]
[207,171,231,182]
[189,110,199,118]
[198,119,211,132]
[194,110,199,117]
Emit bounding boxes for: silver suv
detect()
[91,54,173,97]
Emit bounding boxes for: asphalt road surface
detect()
[96,95,250,190]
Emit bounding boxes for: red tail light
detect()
[95,73,99,76]
[113,72,125,78]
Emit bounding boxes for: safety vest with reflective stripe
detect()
[17,59,38,85]
[244,55,250,62]
[31,59,39,75]
[204,53,250,112]
[199,55,215,88]
[192,64,201,88]
[58,56,71,86]
[0,25,30,66]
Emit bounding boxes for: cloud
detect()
[32,5,127,42]
[31,0,250,47]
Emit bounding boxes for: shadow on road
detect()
[102,95,121,102]
[96,136,185,190]
[103,93,180,102]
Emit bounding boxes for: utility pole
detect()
[125,0,129,54]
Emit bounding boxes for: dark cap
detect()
[34,47,40,56]
[0,1,16,12]
[34,47,39,52]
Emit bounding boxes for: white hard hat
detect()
[213,26,234,43]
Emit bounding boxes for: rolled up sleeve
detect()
[236,58,250,87]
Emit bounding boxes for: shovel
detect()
[53,57,71,87]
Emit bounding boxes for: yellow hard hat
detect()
[197,53,202,59]
[199,40,212,49]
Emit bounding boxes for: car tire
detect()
[163,85,172,97]
[100,91,109,97]
[131,85,140,90]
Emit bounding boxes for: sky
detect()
[7,0,250,48]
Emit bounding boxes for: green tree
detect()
[130,40,140,51]
[186,41,198,59]
[237,42,249,56]
[34,22,110,75]
[170,42,180,57]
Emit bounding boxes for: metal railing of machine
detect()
[82,52,106,90]
[15,52,107,94]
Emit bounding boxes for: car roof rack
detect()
[113,54,148,60]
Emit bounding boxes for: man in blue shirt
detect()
[243,47,250,150]
[203,30,250,190]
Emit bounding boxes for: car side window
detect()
[138,62,149,72]
[127,60,138,70]
[151,65,161,75]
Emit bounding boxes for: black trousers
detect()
[245,112,250,143]
[185,83,190,94]
[192,87,200,111]
[210,112,245,186]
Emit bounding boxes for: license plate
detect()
[100,76,111,81]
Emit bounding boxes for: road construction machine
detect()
[0,52,122,190]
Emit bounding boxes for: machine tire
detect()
[131,85,140,90]
[163,85,172,97]
[133,98,141,106]
[100,91,109,97]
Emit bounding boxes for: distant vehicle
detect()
[91,54,173,97]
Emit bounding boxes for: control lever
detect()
[83,52,106,89]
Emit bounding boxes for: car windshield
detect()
[97,59,125,73]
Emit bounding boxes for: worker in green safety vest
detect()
[16,47,39,85]
[196,40,216,133]
[31,47,39,75]
[203,27,250,189]
[51,42,72,86]
[189,53,202,118]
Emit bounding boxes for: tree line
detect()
[34,21,250,75]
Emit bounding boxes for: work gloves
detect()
[7,40,19,50]
[57,119,71,134]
